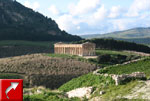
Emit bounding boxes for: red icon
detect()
[0,79,23,101]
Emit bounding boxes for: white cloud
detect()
[56,14,74,31]
[93,5,107,21]
[24,1,40,10]
[84,5,107,26]
[126,0,150,17]
[54,0,150,35]
[77,26,81,30]
[24,1,30,8]
[48,5,59,15]
[109,6,121,18]
[56,0,106,32]
[69,0,101,16]
[112,19,127,30]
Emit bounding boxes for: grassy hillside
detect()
[99,57,150,77]
[58,72,144,100]
[58,57,150,100]
[59,73,115,92]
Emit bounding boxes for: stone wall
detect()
[111,72,146,85]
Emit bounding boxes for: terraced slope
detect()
[0,54,97,88]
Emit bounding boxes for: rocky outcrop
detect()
[123,80,150,100]
[93,69,146,85]
[111,72,146,85]
[66,87,93,98]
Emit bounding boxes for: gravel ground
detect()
[124,80,150,100]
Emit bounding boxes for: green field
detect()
[0,40,55,47]
[95,49,140,56]
[0,40,55,58]
[99,57,150,77]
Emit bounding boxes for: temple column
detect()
[58,47,60,54]
[80,47,83,56]
[56,47,57,53]
[60,47,61,54]
[74,47,75,55]
[64,47,65,54]
[79,48,81,55]
[61,47,63,54]
[75,47,77,54]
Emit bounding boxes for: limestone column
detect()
[61,47,63,54]
[55,47,57,54]
[81,47,82,56]
[58,47,59,54]
[59,47,60,54]
[79,47,81,56]
[78,47,79,55]
[74,47,77,55]
[79,47,80,55]
[73,47,76,55]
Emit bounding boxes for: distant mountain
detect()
[0,0,82,41]
[80,27,150,44]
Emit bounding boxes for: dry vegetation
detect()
[0,54,97,88]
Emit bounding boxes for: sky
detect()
[16,0,150,35]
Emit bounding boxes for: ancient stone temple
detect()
[54,42,96,56]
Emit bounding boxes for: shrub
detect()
[97,54,111,63]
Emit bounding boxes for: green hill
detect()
[81,27,150,44]
[74,38,150,53]
[58,57,150,100]
[99,58,150,77]
[102,27,150,39]
[0,0,81,41]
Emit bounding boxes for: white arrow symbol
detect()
[5,82,19,99]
